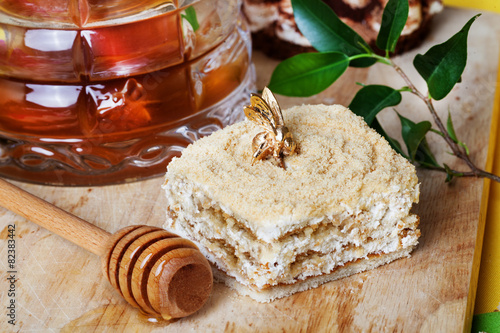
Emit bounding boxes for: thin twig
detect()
[389,59,500,183]
[425,165,500,182]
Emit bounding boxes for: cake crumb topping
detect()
[165,104,418,238]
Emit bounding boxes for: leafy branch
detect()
[267,0,500,183]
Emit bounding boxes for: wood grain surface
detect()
[1,7,499,332]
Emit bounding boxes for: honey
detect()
[0,0,254,185]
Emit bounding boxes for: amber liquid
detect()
[0,2,252,185]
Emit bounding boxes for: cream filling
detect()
[163,176,419,243]
[163,177,419,289]
[345,0,372,9]
[166,205,419,289]
[275,1,311,47]
[429,1,444,15]
[242,2,279,32]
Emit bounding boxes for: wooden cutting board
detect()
[1,7,500,332]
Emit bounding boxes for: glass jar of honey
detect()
[0,0,254,185]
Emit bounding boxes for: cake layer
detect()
[166,200,419,290]
[164,104,419,242]
[211,246,416,303]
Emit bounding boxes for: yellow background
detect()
[444,0,500,13]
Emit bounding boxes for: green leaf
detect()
[443,164,454,182]
[446,111,458,142]
[182,6,199,32]
[291,0,375,68]
[472,312,500,333]
[413,14,480,100]
[349,85,402,126]
[376,0,409,53]
[398,113,432,161]
[399,86,413,93]
[459,141,470,155]
[268,52,349,97]
[371,118,407,158]
[446,111,470,154]
[415,137,441,168]
[443,164,463,182]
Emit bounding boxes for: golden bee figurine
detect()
[244,87,296,169]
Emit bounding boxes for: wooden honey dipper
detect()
[0,178,213,320]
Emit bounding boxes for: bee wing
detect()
[262,87,285,126]
[244,94,277,133]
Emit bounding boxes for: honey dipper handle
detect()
[0,178,110,256]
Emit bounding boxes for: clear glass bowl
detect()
[0,0,254,185]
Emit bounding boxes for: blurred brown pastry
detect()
[243,0,443,58]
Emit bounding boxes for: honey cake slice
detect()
[162,104,420,302]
